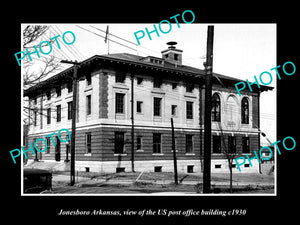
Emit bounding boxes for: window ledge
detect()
[152,153,164,156]
[84,86,92,92]
[113,84,129,90]
[114,153,127,156]
[84,153,92,156]
[66,94,73,100]
[184,93,196,98]
[185,153,195,156]
[136,150,144,152]
[151,89,165,95]
[54,97,62,103]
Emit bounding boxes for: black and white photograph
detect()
[3,5,298,224]
[21,23,276,195]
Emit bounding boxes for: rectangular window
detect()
[228,136,236,154]
[56,105,61,122]
[46,137,50,154]
[154,166,162,172]
[55,136,61,161]
[86,95,91,115]
[86,73,92,86]
[67,101,72,120]
[56,86,61,97]
[213,135,221,153]
[115,93,125,114]
[114,132,125,154]
[174,54,179,61]
[47,108,51,124]
[186,101,193,119]
[115,72,126,83]
[136,136,142,150]
[186,135,193,153]
[137,77,143,85]
[186,82,194,93]
[171,105,177,116]
[172,83,178,90]
[34,110,37,126]
[67,81,73,93]
[153,97,162,116]
[215,164,222,169]
[153,78,162,88]
[46,91,51,100]
[153,133,161,153]
[136,101,143,113]
[86,132,92,154]
[242,137,250,153]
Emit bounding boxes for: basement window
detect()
[215,164,222,169]
[116,167,125,173]
[187,165,194,173]
[154,166,162,172]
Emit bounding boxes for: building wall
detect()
[26,124,260,173]
[26,65,261,173]
[105,69,200,129]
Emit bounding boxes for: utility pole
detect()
[203,26,214,193]
[61,60,80,186]
[171,118,178,185]
[130,73,135,172]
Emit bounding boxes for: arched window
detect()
[212,93,221,122]
[241,97,249,124]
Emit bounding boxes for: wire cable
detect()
[76,25,138,52]
[54,25,85,60]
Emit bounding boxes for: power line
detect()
[50,26,78,60]
[76,25,138,52]
[90,25,138,47]
[49,26,80,61]
[54,25,85,60]
[89,25,161,56]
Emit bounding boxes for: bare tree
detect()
[23,25,61,89]
[23,25,48,48]
[22,25,62,125]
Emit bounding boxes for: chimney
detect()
[161,42,183,66]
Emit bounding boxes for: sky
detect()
[22,23,277,144]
